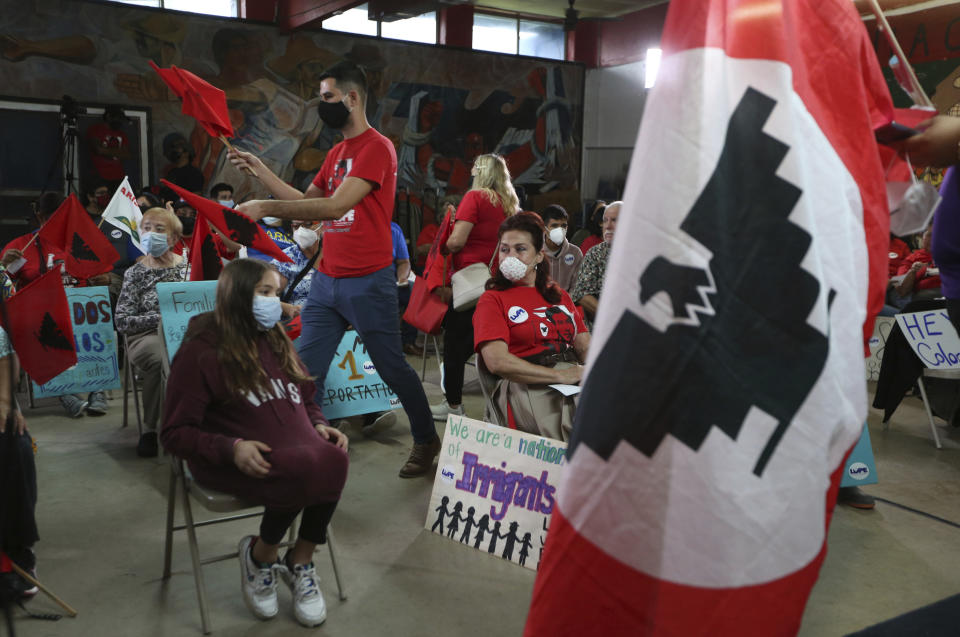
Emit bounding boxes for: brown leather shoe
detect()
[398,436,441,478]
[403,343,425,357]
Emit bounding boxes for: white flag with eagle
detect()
[526,1,893,634]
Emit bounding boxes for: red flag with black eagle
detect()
[525,1,893,635]
[37,194,120,280]
[2,269,76,384]
[162,180,292,263]
[187,211,224,281]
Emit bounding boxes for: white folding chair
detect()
[162,457,347,634]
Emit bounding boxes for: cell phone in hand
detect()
[875,121,919,145]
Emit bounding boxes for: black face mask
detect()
[317,99,351,129]
[179,216,196,235]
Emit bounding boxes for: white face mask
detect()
[548,227,566,245]
[293,226,319,250]
[887,155,942,237]
[252,295,282,330]
[261,216,282,226]
[499,256,530,282]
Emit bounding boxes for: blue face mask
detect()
[219,199,235,209]
[139,231,168,257]
[252,295,283,330]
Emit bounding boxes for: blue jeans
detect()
[299,265,436,444]
[397,282,417,346]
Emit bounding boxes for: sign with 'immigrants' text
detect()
[425,415,567,571]
[31,286,120,398]
[896,309,960,369]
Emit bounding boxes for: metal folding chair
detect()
[162,457,347,634]
[121,333,143,435]
[419,332,443,381]
[476,354,504,427]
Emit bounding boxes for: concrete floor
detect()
[8,358,960,636]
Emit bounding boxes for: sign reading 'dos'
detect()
[156,281,398,419]
[895,310,960,369]
[31,286,121,398]
[425,415,567,572]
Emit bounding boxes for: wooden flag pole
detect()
[21,231,40,251]
[866,0,934,109]
[8,560,78,617]
[219,135,258,177]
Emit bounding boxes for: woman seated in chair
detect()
[161,258,348,629]
[115,206,187,458]
[473,212,590,442]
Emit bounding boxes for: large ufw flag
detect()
[525,1,893,635]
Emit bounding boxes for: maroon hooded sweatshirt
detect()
[161,313,348,510]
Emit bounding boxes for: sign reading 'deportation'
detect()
[156,281,399,419]
[425,415,567,572]
[896,309,960,369]
[31,286,120,398]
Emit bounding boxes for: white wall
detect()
[580,60,647,209]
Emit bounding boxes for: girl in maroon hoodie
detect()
[161,258,348,628]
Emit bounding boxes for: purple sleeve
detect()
[159,338,236,466]
[932,167,960,298]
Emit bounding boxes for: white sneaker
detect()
[430,400,465,421]
[281,560,327,627]
[237,536,279,620]
[361,410,397,436]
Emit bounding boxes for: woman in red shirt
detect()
[161,259,348,628]
[895,226,941,301]
[473,213,590,441]
[431,154,520,421]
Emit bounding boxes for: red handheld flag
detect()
[188,211,224,281]
[2,269,77,384]
[37,194,120,279]
[526,1,892,635]
[162,180,293,263]
[149,60,233,138]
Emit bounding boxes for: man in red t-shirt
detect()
[86,106,130,189]
[230,62,439,479]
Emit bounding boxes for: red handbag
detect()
[404,261,448,335]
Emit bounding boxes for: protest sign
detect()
[156,281,218,359]
[31,286,120,398]
[865,316,895,381]
[156,281,398,419]
[425,415,567,572]
[318,331,401,419]
[840,424,878,488]
[895,309,960,369]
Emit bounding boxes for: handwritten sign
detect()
[840,424,878,488]
[156,281,218,359]
[425,415,567,572]
[895,309,960,369]
[865,317,895,382]
[31,286,120,398]
[156,281,398,419]
[319,332,401,419]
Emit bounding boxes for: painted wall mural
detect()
[0,0,583,227]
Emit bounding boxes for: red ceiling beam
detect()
[439,4,473,49]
